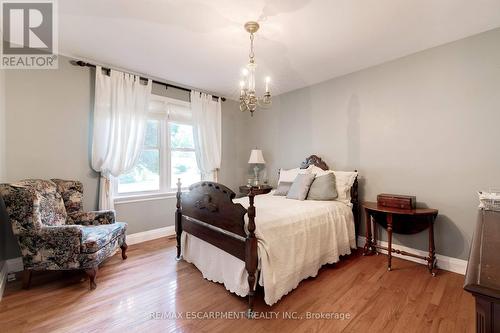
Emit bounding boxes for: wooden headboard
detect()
[300,154,329,171]
[299,155,360,230]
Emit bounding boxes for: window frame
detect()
[114,95,200,202]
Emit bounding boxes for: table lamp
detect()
[248,149,266,186]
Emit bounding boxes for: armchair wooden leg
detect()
[85,267,98,290]
[22,270,32,290]
[121,242,128,260]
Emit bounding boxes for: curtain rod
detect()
[71,60,226,102]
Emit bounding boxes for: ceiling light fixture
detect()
[239,21,271,116]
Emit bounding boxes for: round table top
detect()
[239,185,273,195]
[362,201,438,216]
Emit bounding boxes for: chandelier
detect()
[239,21,271,116]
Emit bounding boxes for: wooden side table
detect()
[362,202,439,275]
[239,185,272,196]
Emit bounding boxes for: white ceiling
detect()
[59,0,500,99]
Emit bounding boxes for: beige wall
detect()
[3,56,249,258]
[245,28,500,260]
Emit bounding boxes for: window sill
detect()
[114,191,185,205]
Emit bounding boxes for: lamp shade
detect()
[248,149,266,164]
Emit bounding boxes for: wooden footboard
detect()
[175,180,258,313]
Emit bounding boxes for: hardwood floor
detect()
[0,238,474,333]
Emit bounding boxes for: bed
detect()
[175,155,359,312]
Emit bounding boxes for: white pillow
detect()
[333,171,358,206]
[307,165,334,177]
[307,165,357,205]
[278,167,310,183]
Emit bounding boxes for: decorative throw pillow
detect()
[274,167,311,196]
[286,173,316,200]
[308,165,357,205]
[307,173,338,201]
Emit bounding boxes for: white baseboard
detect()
[5,226,176,274]
[126,226,176,245]
[356,236,468,275]
[0,261,7,301]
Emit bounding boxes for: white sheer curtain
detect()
[91,66,152,210]
[190,91,222,181]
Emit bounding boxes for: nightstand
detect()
[239,185,272,196]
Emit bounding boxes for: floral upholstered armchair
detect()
[0,179,128,290]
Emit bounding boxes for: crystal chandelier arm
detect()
[240,101,249,112]
[257,94,272,108]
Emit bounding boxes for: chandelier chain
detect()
[249,33,255,61]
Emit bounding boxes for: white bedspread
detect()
[181,192,356,306]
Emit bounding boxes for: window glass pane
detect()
[118,149,160,193]
[169,123,195,149]
[171,151,200,188]
[144,120,159,147]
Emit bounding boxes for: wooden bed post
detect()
[175,178,183,261]
[351,170,360,237]
[245,190,258,317]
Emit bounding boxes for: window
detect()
[116,97,201,197]
[169,122,200,190]
[117,120,161,194]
